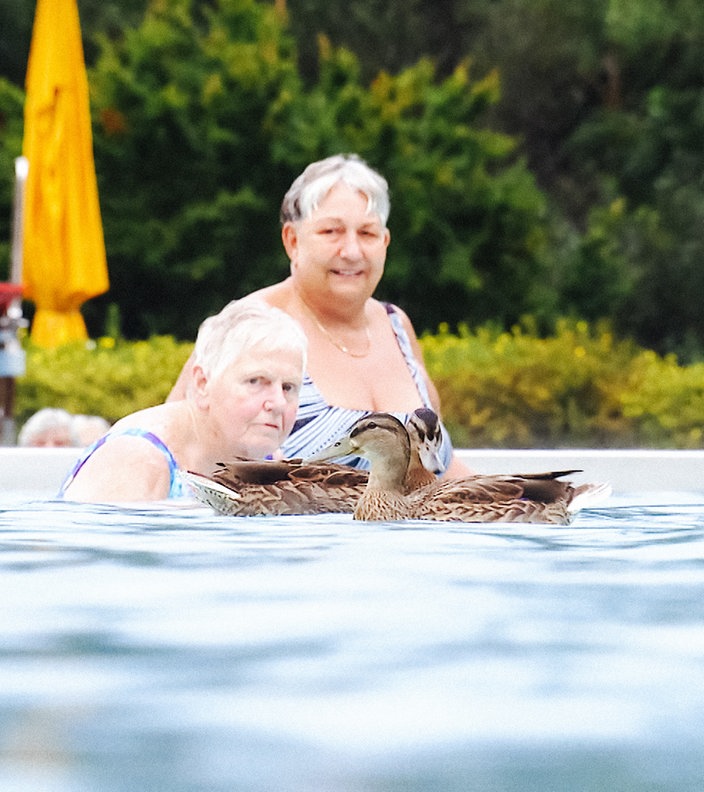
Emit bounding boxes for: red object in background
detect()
[0,284,23,312]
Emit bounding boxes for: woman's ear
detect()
[281,222,299,263]
[191,365,210,408]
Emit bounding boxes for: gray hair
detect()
[280,153,390,227]
[193,299,308,381]
[18,407,73,447]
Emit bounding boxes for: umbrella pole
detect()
[1,157,29,445]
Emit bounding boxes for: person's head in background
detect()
[18,408,73,447]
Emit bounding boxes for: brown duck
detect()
[308,412,611,524]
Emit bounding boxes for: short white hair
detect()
[280,153,390,226]
[193,299,307,381]
[18,407,73,447]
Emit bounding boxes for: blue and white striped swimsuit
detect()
[57,428,188,499]
[280,303,455,471]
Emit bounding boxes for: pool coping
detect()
[1,446,702,496]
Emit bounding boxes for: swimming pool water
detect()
[1,493,703,791]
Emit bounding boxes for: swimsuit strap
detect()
[57,428,186,499]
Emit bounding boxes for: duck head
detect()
[406,408,445,476]
[308,412,411,490]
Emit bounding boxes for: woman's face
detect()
[30,427,73,447]
[202,344,303,459]
[283,181,390,300]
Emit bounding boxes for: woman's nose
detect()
[339,230,362,259]
[264,388,287,412]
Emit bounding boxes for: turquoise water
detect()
[1,493,704,791]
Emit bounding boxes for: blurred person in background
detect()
[18,408,74,447]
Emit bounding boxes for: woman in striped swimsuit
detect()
[171,154,471,478]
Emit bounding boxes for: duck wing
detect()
[183,458,368,516]
[411,470,608,525]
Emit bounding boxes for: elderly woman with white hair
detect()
[170,153,471,477]
[18,408,74,447]
[59,300,307,502]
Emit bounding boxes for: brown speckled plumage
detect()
[311,413,611,524]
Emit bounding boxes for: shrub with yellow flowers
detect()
[421,319,704,448]
[16,335,192,427]
[13,321,704,448]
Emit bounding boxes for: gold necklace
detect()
[297,291,372,358]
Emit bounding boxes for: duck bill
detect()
[420,446,445,476]
[306,435,357,463]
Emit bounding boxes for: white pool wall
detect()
[1,447,702,497]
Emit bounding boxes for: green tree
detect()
[556,0,704,357]
[89,0,300,337]
[4,0,703,355]
[0,77,25,281]
[87,0,552,338]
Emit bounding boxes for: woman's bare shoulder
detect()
[247,279,294,310]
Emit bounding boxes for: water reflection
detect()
[1,494,703,791]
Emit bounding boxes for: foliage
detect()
[2,0,704,356]
[84,0,551,339]
[87,0,300,338]
[15,334,192,426]
[563,81,704,357]
[0,77,25,281]
[14,322,704,449]
[421,320,704,449]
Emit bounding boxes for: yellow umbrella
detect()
[21,0,109,348]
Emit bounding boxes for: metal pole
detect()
[10,156,28,287]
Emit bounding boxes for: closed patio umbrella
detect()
[21,0,109,348]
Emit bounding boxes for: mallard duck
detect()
[180,408,446,516]
[308,412,611,524]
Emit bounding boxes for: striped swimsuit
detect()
[280,303,455,471]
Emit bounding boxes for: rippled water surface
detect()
[1,492,704,791]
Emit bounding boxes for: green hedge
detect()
[13,321,704,448]
[15,335,192,425]
[422,320,704,448]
